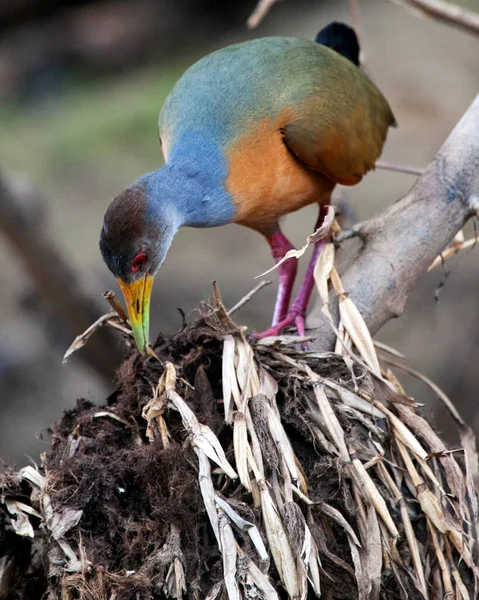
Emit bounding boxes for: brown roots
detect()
[1,301,478,599]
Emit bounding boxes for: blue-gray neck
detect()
[139,132,235,229]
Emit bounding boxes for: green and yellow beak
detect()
[118,275,154,355]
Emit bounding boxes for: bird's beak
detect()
[117,275,154,355]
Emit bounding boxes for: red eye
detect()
[132,252,147,272]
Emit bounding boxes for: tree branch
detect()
[391,0,479,37]
[247,0,281,29]
[0,171,123,378]
[308,93,479,351]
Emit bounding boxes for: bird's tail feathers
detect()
[315,22,360,66]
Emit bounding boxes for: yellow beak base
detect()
[118,275,154,355]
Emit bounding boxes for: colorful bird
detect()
[100,22,395,354]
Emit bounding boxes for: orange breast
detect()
[226,111,334,234]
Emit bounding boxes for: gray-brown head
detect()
[99,180,179,354]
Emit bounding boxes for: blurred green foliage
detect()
[0,65,185,182]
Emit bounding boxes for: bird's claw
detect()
[249,308,307,341]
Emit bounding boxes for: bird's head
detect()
[99,180,178,355]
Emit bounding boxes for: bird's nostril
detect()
[136,299,140,314]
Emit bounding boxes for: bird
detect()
[100,22,396,355]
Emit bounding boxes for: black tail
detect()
[315,22,360,66]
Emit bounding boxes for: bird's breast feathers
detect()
[225,108,334,231]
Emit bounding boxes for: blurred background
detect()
[1,0,478,465]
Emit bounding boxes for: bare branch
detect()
[391,0,479,37]
[375,161,425,176]
[307,93,479,351]
[102,290,129,323]
[247,0,282,29]
[0,171,123,378]
[227,280,272,316]
[62,313,128,363]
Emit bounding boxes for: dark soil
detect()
[0,304,474,599]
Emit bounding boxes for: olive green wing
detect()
[281,63,396,186]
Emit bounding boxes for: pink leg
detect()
[252,205,331,340]
[287,239,327,336]
[266,231,298,326]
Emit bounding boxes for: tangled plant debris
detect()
[1,264,479,599]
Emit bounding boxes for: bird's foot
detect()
[250,307,306,340]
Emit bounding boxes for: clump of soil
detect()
[0,303,477,599]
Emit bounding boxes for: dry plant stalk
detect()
[2,274,478,598]
[12,206,477,599]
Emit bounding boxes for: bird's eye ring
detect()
[132,252,147,272]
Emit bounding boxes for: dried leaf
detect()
[309,422,338,456]
[375,402,428,460]
[260,484,300,598]
[50,509,83,540]
[57,539,83,572]
[443,537,470,600]
[222,335,236,424]
[306,540,322,598]
[256,206,335,277]
[325,381,386,420]
[313,242,335,305]
[461,426,479,547]
[215,495,269,564]
[320,503,361,547]
[258,366,278,400]
[386,359,465,426]
[165,557,187,599]
[245,406,266,481]
[311,381,350,462]
[397,442,472,567]
[348,538,368,600]
[352,459,399,538]
[334,321,351,356]
[366,504,382,600]
[395,404,463,498]
[243,555,279,599]
[300,523,321,597]
[373,340,407,360]
[17,466,45,489]
[421,487,471,566]
[205,582,223,600]
[218,511,241,600]
[265,403,299,484]
[377,463,427,598]
[4,499,35,537]
[167,388,237,480]
[330,267,381,376]
[142,380,167,441]
[196,449,220,547]
[428,521,454,596]
[235,338,253,402]
[233,412,252,491]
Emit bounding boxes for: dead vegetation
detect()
[1,274,478,599]
[2,1,479,597]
